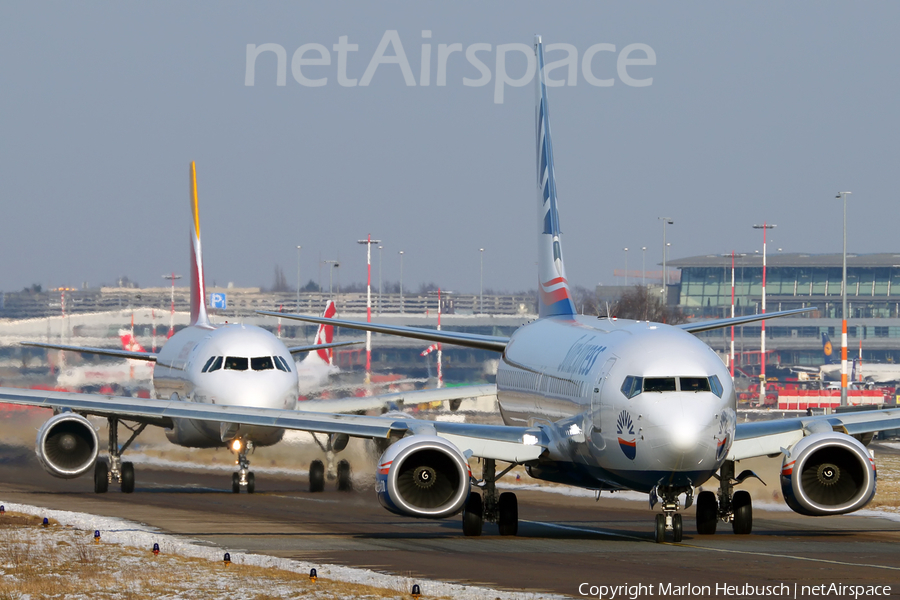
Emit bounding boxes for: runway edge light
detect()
[93,530,100,543]
[152,542,160,556]
[223,552,231,566]
[412,583,421,599]
[41,517,49,527]
[0,505,5,514]
[309,568,317,582]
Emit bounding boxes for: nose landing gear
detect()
[650,485,691,543]
[230,439,255,493]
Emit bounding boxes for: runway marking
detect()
[524,520,900,571]
[268,494,339,504]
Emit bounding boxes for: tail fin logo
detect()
[315,300,337,364]
[822,333,833,362]
[534,36,576,319]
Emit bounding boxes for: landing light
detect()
[231,439,243,452]
[523,434,539,446]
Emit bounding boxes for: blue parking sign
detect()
[210,293,226,309]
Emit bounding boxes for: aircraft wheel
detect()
[654,513,666,543]
[309,460,325,493]
[247,472,255,494]
[232,473,240,493]
[672,513,683,543]
[337,459,352,492]
[696,490,718,535]
[498,492,518,536]
[94,460,109,494]
[121,462,135,494]
[732,490,752,534]
[462,492,483,537]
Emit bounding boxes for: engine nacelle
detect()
[35,412,99,479]
[375,435,470,519]
[781,432,876,516]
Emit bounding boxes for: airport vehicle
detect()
[3,37,899,543]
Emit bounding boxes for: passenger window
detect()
[201,356,216,373]
[251,356,274,371]
[680,377,711,392]
[224,356,248,371]
[207,356,223,373]
[643,377,676,392]
[709,375,724,398]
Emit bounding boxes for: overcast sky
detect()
[2,3,898,295]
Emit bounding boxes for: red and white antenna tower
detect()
[358,235,381,385]
[162,273,182,339]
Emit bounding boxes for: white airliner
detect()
[56,323,155,389]
[3,37,899,543]
[16,163,491,495]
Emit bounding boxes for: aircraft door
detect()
[589,357,617,445]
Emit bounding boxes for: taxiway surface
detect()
[1,443,898,597]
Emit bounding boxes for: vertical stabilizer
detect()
[822,333,835,365]
[534,36,576,318]
[315,300,337,364]
[189,162,211,328]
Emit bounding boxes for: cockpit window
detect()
[643,377,677,392]
[207,356,223,373]
[224,356,248,371]
[273,356,291,372]
[709,375,724,398]
[680,377,711,392]
[251,356,274,371]
[620,376,643,399]
[201,356,217,373]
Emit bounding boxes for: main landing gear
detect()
[308,433,353,493]
[696,460,758,536]
[649,485,692,543]
[230,439,256,494]
[462,458,519,537]
[94,417,146,494]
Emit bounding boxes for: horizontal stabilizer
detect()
[21,341,158,362]
[257,311,510,352]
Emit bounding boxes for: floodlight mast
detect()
[752,223,776,405]
[358,235,381,384]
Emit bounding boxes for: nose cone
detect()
[644,395,720,473]
[206,373,298,411]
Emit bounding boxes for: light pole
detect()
[753,223,776,405]
[295,245,302,311]
[642,247,647,288]
[398,251,405,314]
[837,191,852,406]
[479,248,485,314]
[162,273,181,339]
[623,248,629,287]
[378,245,383,315]
[324,260,339,295]
[358,235,382,383]
[659,218,673,296]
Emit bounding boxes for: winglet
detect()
[535,36,576,318]
[189,161,211,328]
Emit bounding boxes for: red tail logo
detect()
[315,301,337,364]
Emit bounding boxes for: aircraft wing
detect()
[297,384,496,413]
[729,407,900,461]
[257,311,510,352]
[21,342,158,362]
[0,386,542,464]
[678,307,815,334]
[286,339,364,355]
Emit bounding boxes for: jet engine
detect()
[35,412,99,479]
[780,431,876,516]
[375,435,470,519]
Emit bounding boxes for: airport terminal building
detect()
[668,253,900,366]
